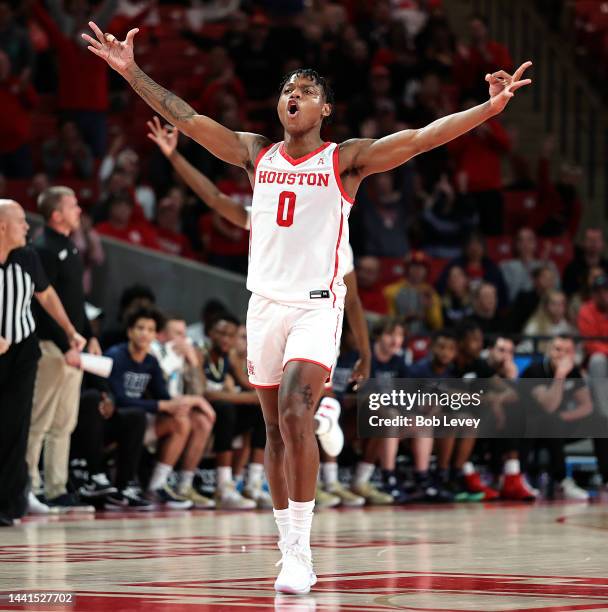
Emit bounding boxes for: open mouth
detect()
[287,100,299,116]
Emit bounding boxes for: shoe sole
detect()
[104,504,156,512]
[275,574,317,595]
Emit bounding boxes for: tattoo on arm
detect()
[128,66,196,123]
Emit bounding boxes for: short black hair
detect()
[492,335,514,346]
[119,284,156,314]
[126,305,165,331]
[455,318,482,341]
[278,68,335,107]
[432,329,457,344]
[208,312,240,332]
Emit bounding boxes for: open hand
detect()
[82,21,139,75]
[486,60,532,113]
[147,116,178,158]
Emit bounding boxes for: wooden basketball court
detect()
[1,503,607,611]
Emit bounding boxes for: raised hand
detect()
[486,60,533,113]
[82,21,139,75]
[147,116,179,158]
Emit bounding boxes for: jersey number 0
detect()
[276,191,296,227]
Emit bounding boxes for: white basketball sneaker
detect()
[274,537,317,595]
[315,397,344,457]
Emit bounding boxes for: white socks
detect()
[288,499,315,554]
[217,466,233,488]
[177,470,194,495]
[322,462,338,486]
[148,462,172,491]
[273,507,290,544]
[248,463,265,489]
[504,458,521,475]
[354,462,375,486]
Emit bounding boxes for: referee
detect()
[0,200,85,526]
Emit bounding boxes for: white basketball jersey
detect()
[247,141,354,309]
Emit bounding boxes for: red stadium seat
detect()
[540,237,574,274]
[427,257,449,286]
[502,190,539,233]
[485,236,513,263]
[378,257,405,285]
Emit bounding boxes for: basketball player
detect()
[84,21,531,594]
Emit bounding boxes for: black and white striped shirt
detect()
[0,247,49,344]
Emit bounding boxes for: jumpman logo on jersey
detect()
[318,157,325,165]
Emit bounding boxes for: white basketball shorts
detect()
[246,293,344,388]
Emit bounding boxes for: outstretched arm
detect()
[340,61,532,180]
[82,22,269,170]
[147,118,250,229]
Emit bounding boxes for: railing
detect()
[452,0,608,223]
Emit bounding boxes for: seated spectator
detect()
[95,194,160,250]
[470,282,501,338]
[447,98,511,235]
[69,373,153,511]
[406,329,458,503]
[186,298,228,350]
[507,265,557,333]
[355,255,389,318]
[578,275,608,418]
[155,195,195,260]
[483,336,538,501]
[0,50,36,178]
[500,227,560,302]
[520,335,608,500]
[419,174,477,259]
[441,265,473,327]
[42,120,94,180]
[436,231,509,308]
[383,250,442,334]
[356,170,411,258]
[569,265,604,325]
[520,290,574,354]
[100,141,156,219]
[202,315,267,509]
[563,228,608,296]
[436,319,504,502]
[99,284,156,351]
[351,317,405,506]
[105,306,215,510]
[150,314,216,508]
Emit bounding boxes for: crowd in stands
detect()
[2,0,608,516]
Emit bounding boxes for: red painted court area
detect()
[1,504,608,611]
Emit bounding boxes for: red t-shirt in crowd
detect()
[33,3,108,111]
[448,119,511,192]
[95,220,160,250]
[156,226,195,260]
[358,286,389,315]
[199,178,251,257]
[0,78,37,153]
[578,300,608,357]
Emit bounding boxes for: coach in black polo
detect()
[27,186,102,509]
[0,199,85,526]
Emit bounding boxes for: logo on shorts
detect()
[310,290,330,299]
[247,360,255,376]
